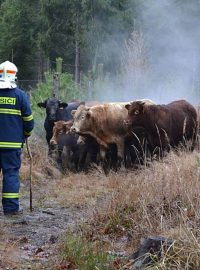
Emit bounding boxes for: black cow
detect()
[50,122,100,172]
[56,133,80,172]
[53,133,99,172]
[76,135,100,169]
[37,97,84,153]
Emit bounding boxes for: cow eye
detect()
[81,115,85,120]
[134,110,139,115]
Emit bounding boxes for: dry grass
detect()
[18,136,200,269]
[75,149,200,269]
[21,134,57,181]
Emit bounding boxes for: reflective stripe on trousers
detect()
[0,149,21,213]
[2,192,20,198]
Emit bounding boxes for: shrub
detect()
[31,71,87,136]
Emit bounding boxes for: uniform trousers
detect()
[0,149,21,214]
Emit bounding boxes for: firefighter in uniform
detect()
[0,61,34,215]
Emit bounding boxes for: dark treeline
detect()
[1,0,200,103]
[0,0,138,88]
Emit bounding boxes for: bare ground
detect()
[0,172,92,270]
[0,149,118,270]
[1,144,200,270]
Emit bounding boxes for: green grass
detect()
[61,233,112,270]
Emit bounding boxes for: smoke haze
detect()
[96,0,200,105]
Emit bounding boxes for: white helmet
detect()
[0,61,18,89]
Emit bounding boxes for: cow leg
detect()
[142,138,152,166]
[124,142,133,168]
[146,134,164,160]
[116,141,125,170]
[61,146,77,173]
[45,122,54,156]
[106,144,118,171]
[87,143,99,165]
[47,141,55,156]
[124,136,141,168]
[73,149,81,172]
[99,146,110,175]
[78,146,88,172]
[61,146,70,172]
[88,149,98,164]
[82,148,98,171]
[188,127,197,151]
[100,147,106,159]
[56,146,63,169]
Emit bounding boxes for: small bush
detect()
[31,71,87,136]
[60,233,111,270]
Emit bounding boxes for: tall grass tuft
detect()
[60,233,111,270]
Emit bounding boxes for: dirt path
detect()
[0,180,89,270]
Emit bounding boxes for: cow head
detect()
[77,135,86,145]
[125,101,147,127]
[37,97,68,121]
[50,120,73,145]
[70,105,92,134]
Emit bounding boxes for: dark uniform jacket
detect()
[0,87,34,148]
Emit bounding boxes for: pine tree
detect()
[0,0,40,87]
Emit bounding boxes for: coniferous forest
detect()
[1,0,200,104]
[1,2,200,269]
[0,1,136,86]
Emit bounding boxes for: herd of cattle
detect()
[37,97,198,173]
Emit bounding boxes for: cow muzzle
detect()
[48,113,57,121]
[50,139,57,145]
[70,126,79,133]
[124,119,131,126]
[77,136,85,145]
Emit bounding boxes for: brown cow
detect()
[50,120,73,145]
[125,99,197,155]
[70,100,154,170]
[49,101,101,146]
[196,106,200,133]
[70,103,130,161]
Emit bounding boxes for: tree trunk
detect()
[52,72,59,98]
[75,40,80,84]
[37,50,43,83]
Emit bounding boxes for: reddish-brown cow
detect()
[125,99,197,154]
[50,120,73,145]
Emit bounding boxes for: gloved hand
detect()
[24,131,31,138]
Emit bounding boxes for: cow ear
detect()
[63,123,69,133]
[37,102,46,108]
[125,104,130,111]
[137,101,146,113]
[60,102,68,108]
[86,108,92,118]
[64,121,72,129]
[71,110,76,117]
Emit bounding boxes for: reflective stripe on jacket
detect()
[0,87,34,149]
